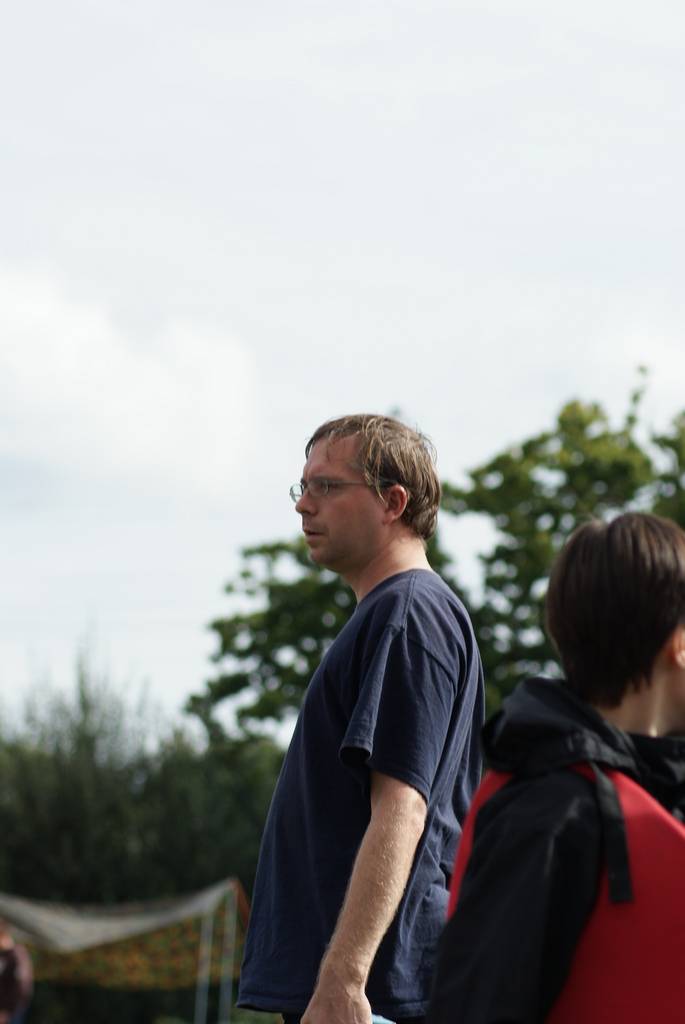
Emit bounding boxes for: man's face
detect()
[295,435,387,580]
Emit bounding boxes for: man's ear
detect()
[383,484,409,523]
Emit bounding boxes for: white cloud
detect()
[185,1,683,105]
[0,270,256,498]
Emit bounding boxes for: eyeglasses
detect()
[289,478,396,503]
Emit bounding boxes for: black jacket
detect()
[426,677,685,1024]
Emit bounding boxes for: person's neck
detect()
[346,538,432,603]
[595,679,666,737]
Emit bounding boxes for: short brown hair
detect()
[545,512,685,706]
[305,414,441,540]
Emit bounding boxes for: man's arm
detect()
[302,770,427,1024]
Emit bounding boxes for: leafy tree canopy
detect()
[189,381,685,729]
[187,535,456,731]
[1,656,284,1022]
[442,393,655,709]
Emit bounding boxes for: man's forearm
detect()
[323,782,426,979]
[302,772,427,1024]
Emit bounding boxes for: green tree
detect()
[187,534,459,734]
[191,385,685,725]
[652,411,685,523]
[0,654,283,1023]
[442,396,656,710]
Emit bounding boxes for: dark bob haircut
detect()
[545,512,685,707]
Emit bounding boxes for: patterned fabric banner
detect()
[0,879,249,991]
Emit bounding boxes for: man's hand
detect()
[302,959,372,1024]
[302,771,426,1024]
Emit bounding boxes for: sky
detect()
[2,0,685,734]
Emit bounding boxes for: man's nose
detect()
[295,488,316,515]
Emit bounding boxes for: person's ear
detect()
[383,484,409,523]
[672,625,685,669]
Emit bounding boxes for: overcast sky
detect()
[2,0,685,732]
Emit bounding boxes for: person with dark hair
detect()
[427,511,685,1024]
[238,415,485,1024]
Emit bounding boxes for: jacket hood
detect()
[484,677,685,799]
[484,676,685,905]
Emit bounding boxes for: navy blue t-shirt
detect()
[238,569,484,1018]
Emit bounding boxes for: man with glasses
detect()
[238,415,484,1024]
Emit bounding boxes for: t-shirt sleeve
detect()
[426,772,601,1024]
[339,626,458,802]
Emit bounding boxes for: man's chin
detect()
[308,550,331,568]
[305,543,337,572]
[305,542,324,562]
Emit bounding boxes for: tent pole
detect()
[194,909,214,1024]
[217,883,237,1024]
